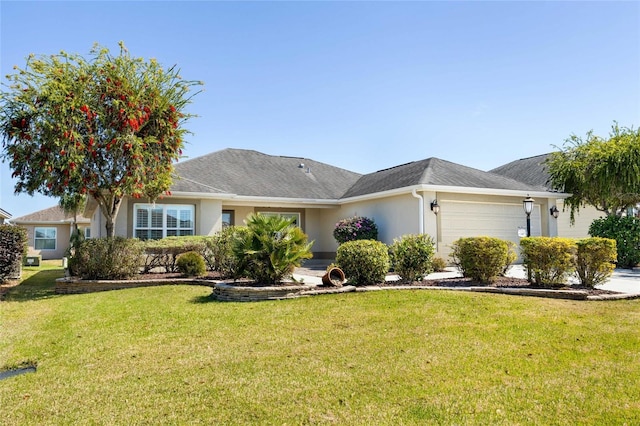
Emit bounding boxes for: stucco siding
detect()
[556,201,603,239]
[23,224,71,260]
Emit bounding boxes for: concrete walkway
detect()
[294,260,640,295]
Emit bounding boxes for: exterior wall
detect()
[316,193,425,256]
[556,201,604,239]
[432,192,560,262]
[21,223,71,260]
[199,199,223,235]
[225,206,255,226]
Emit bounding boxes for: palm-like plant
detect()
[233,214,313,284]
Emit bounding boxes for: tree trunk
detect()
[97,192,122,238]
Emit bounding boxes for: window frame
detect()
[222,210,235,229]
[34,227,57,250]
[133,204,195,240]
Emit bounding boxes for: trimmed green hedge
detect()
[389,234,435,283]
[589,215,640,269]
[450,236,516,284]
[0,225,28,282]
[142,236,212,273]
[336,239,390,286]
[520,237,576,287]
[575,237,617,287]
[73,237,144,280]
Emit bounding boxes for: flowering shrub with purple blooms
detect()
[333,216,378,244]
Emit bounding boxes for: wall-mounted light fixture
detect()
[549,205,559,218]
[430,200,440,215]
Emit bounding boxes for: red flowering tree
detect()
[0,42,202,236]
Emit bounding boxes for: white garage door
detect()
[439,200,541,260]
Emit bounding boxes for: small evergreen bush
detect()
[333,216,378,244]
[431,257,448,272]
[176,251,206,277]
[73,237,143,280]
[520,237,576,287]
[336,239,390,286]
[389,234,436,282]
[575,237,617,287]
[0,225,28,282]
[589,215,640,269]
[233,214,313,284]
[450,236,516,284]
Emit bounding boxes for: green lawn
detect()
[1,261,640,425]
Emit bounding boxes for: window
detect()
[134,204,194,240]
[34,227,56,250]
[222,210,234,228]
[257,211,300,226]
[84,227,91,239]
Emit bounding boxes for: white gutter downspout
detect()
[411,188,424,234]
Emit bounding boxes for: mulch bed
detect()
[379,276,618,296]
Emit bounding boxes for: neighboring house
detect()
[10,206,91,260]
[490,153,604,238]
[86,148,568,260]
[0,208,11,224]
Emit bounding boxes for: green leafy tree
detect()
[0,42,202,236]
[546,123,640,223]
[59,192,86,233]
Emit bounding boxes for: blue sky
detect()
[1,1,638,218]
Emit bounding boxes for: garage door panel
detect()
[439,201,541,260]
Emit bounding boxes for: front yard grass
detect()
[1,262,639,424]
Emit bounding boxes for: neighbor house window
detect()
[34,227,57,250]
[134,204,195,240]
[257,211,300,226]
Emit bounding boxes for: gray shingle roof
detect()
[11,205,90,224]
[172,148,362,199]
[489,153,553,189]
[342,157,548,198]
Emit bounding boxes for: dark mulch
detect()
[379,276,619,296]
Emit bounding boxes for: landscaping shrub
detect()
[333,216,378,244]
[450,236,516,284]
[65,227,85,277]
[431,256,448,272]
[176,251,206,277]
[589,215,640,269]
[0,225,27,282]
[209,226,249,279]
[389,234,436,283]
[233,214,313,284]
[575,237,617,287]
[520,237,576,287]
[73,237,143,280]
[142,236,210,273]
[336,239,390,286]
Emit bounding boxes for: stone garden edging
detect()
[55,277,216,294]
[55,277,640,301]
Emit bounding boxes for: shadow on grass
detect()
[2,269,64,302]
[190,292,222,304]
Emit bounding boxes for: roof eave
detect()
[339,185,571,203]
[171,191,340,208]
